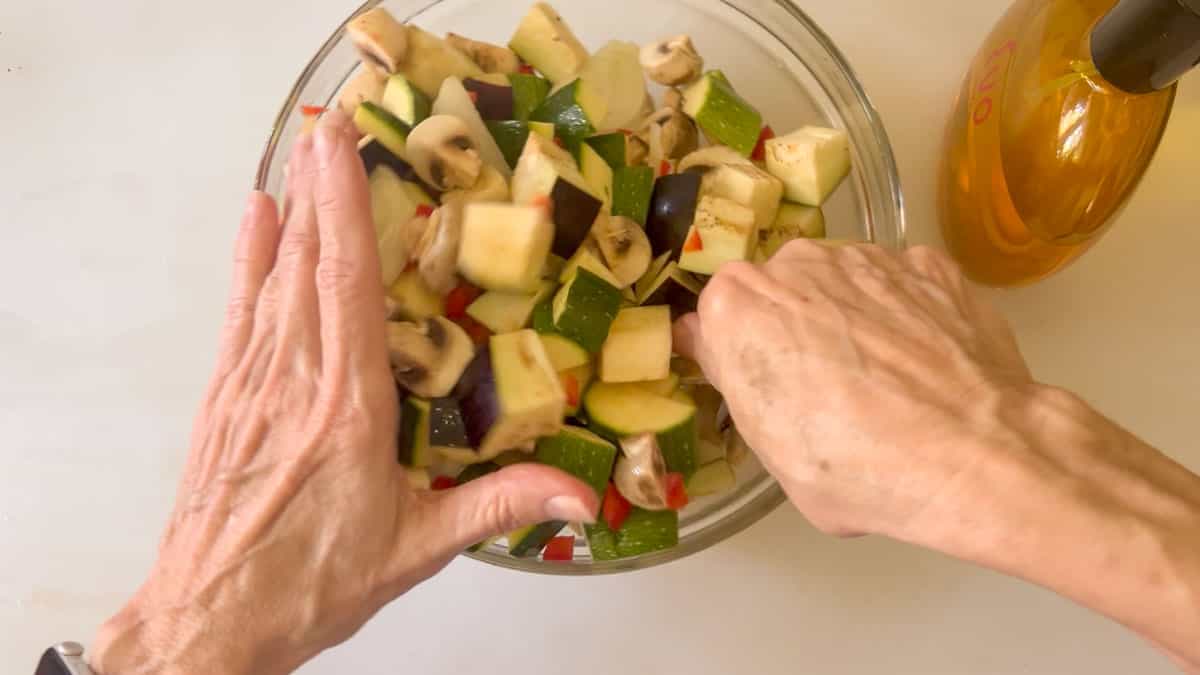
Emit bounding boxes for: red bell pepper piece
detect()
[683,228,704,253]
[601,482,632,531]
[416,204,435,219]
[518,63,535,75]
[560,372,581,408]
[751,125,776,162]
[665,472,689,510]
[445,283,482,319]
[300,104,327,117]
[431,476,457,491]
[454,314,492,346]
[658,160,673,177]
[542,536,575,562]
[553,136,566,148]
[467,90,480,104]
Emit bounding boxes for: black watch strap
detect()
[35,643,94,675]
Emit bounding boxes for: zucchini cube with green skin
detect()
[586,508,679,560]
[599,306,672,384]
[585,133,629,169]
[382,74,432,127]
[764,126,852,206]
[508,2,589,85]
[508,72,552,121]
[698,161,784,232]
[398,398,433,467]
[539,333,590,371]
[558,245,622,288]
[458,203,554,292]
[611,166,655,226]
[507,521,566,558]
[400,26,484,98]
[636,263,702,319]
[584,381,698,477]
[686,459,737,497]
[757,203,827,262]
[535,425,618,499]
[678,196,758,276]
[552,268,623,354]
[465,281,557,334]
[578,143,614,214]
[512,133,603,258]
[355,102,411,159]
[531,78,606,149]
[682,72,763,156]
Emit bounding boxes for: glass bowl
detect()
[256,0,905,575]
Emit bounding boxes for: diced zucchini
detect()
[508,3,589,84]
[764,126,852,206]
[635,251,673,299]
[551,268,622,353]
[529,121,556,140]
[586,133,628,169]
[539,333,591,371]
[398,398,433,467]
[508,72,552,121]
[459,203,554,292]
[487,120,535,169]
[599,306,672,384]
[682,72,763,156]
[535,425,618,499]
[658,411,698,478]
[579,143,614,214]
[508,521,566,558]
[636,373,680,398]
[355,102,411,159]
[584,381,696,438]
[612,166,655,226]
[387,268,444,321]
[466,281,557,334]
[699,161,784,232]
[559,361,593,416]
[531,299,557,335]
[678,196,758,276]
[559,245,623,289]
[757,203,826,261]
[512,133,603,257]
[531,78,607,150]
[401,26,484,98]
[586,508,678,560]
[637,262,702,318]
[687,459,736,497]
[382,74,432,127]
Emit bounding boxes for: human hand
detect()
[90,112,597,675]
[674,241,1033,541]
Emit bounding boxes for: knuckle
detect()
[315,255,362,295]
[224,296,257,325]
[278,231,318,261]
[475,493,520,535]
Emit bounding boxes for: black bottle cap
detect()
[1092,0,1200,93]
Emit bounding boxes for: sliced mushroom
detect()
[406,115,484,191]
[639,107,699,167]
[446,32,521,74]
[441,164,511,205]
[677,145,755,174]
[592,214,652,288]
[614,434,670,510]
[639,35,704,86]
[415,202,465,295]
[347,8,410,75]
[662,87,683,111]
[627,134,649,167]
[338,68,387,114]
[387,317,475,398]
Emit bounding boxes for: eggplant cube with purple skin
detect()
[678,196,757,276]
[456,330,566,462]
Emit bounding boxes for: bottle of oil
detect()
[940,0,1200,287]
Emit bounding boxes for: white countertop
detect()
[2,0,1197,672]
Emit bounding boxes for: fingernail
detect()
[544,496,596,524]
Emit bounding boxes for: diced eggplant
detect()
[636,262,702,318]
[697,161,784,232]
[757,203,826,261]
[508,2,589,85]
[678,195,758,275]
[429,397,475,462]
[399,26,484,98]
[465,280,557,334]
[462,78,515,121]
[456,330,566,461]
[458,203,554,292]
[764,126,852,206]
[599,306,672,384]
[646,172,702,259]
[511,133,603,257]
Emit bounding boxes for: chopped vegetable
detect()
[682,71,763,156]
[431,475,458,491]
[601,482,633,531]
[764,126,852,206]
[665,472,689,510]
[751,125,775,162]
[542,536,575,561]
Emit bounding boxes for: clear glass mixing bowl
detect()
[256,0,905,575]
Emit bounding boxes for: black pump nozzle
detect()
[1092,0,1200,93]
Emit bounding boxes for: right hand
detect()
[673,241,1034,540]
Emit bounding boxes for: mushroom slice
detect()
[663,87,684,111]
[614,434,670,511]
[592,214,652,288]
[406,115,484,191]
[640,107,699,167]
[338,69,387,114]
[387,317,475,399]
[415,202,465,295]
[347,8,410,75]
[639,35,704,86]
[446,33,521,74]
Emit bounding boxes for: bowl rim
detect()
[254,0,905,575]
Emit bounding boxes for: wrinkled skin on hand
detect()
[675,242,1032,539]
[91,112,596,675]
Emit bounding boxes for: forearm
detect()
[903,386,1200,669]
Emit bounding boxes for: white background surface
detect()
[2,0,1198,673]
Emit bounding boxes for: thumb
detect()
[430,462,600,552]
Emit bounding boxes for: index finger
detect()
[311,111,389,374]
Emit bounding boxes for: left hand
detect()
[90,111,597,675]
